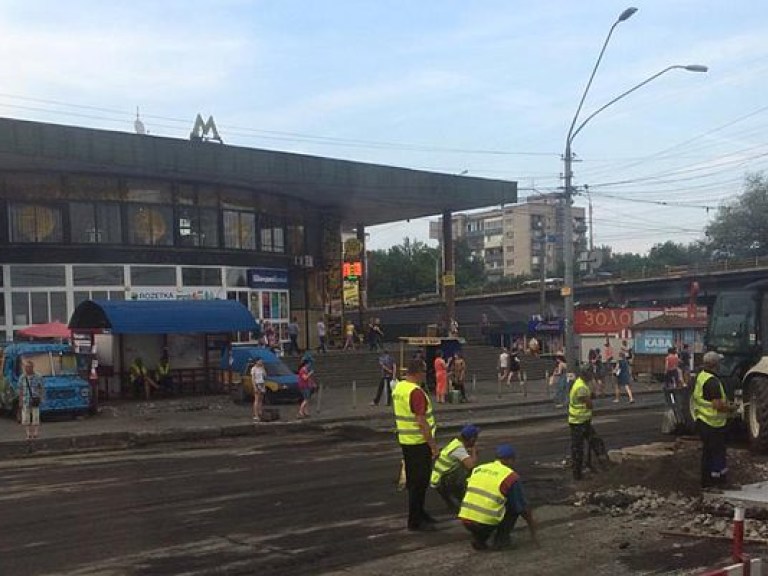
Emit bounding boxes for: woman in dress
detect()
[297,358,314,418]
[250,359,266,422]
[434,349,448,403]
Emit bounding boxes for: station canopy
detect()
[69,300,259,335]
[0,117,518,226]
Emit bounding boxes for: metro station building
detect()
[0,116,516,351]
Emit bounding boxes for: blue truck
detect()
[0,343,91,417]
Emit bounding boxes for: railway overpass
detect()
[370,262,768,340]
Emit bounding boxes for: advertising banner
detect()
[635,330,675,354]
[247,267,289,290]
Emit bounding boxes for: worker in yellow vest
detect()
[156,349,174,395]
[693,351,732,489]
[430,424,480,512]
[458,444,538,551]
[569,366,595,481]
[392,358,438,532]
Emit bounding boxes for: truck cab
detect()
[0,343,91,417]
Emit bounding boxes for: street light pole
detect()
[562,7,707,370]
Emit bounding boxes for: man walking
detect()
[430,424,479,512]
[569,366,595,481]
[694,351,732,489]
[498,347,510,385]
[371,349,396,406]
[392,359,438,532]
[458,444,538,551]
[287,317,301,355]
[316,318,327,354]
[19,360,44,440]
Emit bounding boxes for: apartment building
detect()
[429,194,586,279]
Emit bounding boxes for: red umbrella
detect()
[17,321,72,339]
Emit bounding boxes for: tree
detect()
[705,173,768,258]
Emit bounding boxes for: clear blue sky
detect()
[1,1,765,254]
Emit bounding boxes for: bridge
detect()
[370,261,768,340]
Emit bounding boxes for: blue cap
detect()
[496,443,516,459]
[460,424,480,439]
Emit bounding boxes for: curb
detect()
[0,399,665,460]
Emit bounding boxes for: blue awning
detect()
[69,300,259,335]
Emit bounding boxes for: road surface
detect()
[0,410,667,575]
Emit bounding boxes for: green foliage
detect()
[705,173,768,258]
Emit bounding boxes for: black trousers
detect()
[570,421,595,480]
[464,509,519,548]
[434,466,468,511]
[288,335,300,354]
[697,420,728,487]
[373,376,393,405]
[401,443,432,529]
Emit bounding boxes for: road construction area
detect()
[1,408,766,576]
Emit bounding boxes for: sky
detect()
[1,0,766,255]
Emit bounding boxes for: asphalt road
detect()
[0,409,667,576]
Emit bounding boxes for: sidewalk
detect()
[0,378,665,459]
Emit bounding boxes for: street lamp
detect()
[562,7,707,370]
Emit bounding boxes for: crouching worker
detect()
[430,424,480,512]
[458,444,538,551]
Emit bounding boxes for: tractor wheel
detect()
[747,377,768,453]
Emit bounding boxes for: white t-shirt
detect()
[317,321,326,337]
[499,352,510,369]
[250,365,266,390]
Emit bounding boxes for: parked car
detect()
[0,343,91,418]
[220,345,301,404]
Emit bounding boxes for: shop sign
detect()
[247,267,289,289]
[575,308,635,334]
[635,330,674,355]
[343,280,359,307]
[129,288,225,301]
[528,319,563,333]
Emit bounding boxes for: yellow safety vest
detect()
[430,437,463,487]
[568,377,592,425]
[458,460,514,526]
[130,362,147,382]
[693,370,727,428]
[157,361,170,377]
[392,379,436,445]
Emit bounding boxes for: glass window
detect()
[287,224,304,255]
[74,291,90,308]
[259,215,285,253]
[9,204,63,243]
[12,292,28,325]
[109,291,125,301]
[131,266,176,286]
[69,203,122,244]
[50,292,67,322]
[226,269,247,288]
[0,294,5,325]
[223,210,256,250]
[182,267,222,287]
[10,266,66,287]
[177,207,219,248]
[30,292,49,324]
[91,290,108,301]
[127,204,173,246]
[73,266,125,286]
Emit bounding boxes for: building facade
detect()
[429,194,586,279]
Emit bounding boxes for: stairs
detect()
[293,344,556,389]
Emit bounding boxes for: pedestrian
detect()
[19,360,44,440]
[156,349,175,395]
[287,316,301,355]
[665,347,680,388]
[679,343,692,386]
[508,347,522,386]
[602,338,615,386]
[694,351,732,489]
[129,357,158,400]
[569,366,596,481]
[550,352,568,408]
[591,348,604,396]
[371,349,396,406]
[458,444,538,551]
[373,318,385,351]
[297,358,315,418]
[480,313,490,345]
[613,351,635,403]
[620,339,635,381]
[250,358,266,421]
[430,424,480,512]
[392,358,438,532]
[528,336,540,357]
[301,349,315,372]
[343,321,356,351]
[367,318,377,351]
[434,349,448,404]
[452,352,468,402]
[316,318,327,354]
[498,347,510,385]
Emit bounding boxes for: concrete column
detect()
[442,210,455,334]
